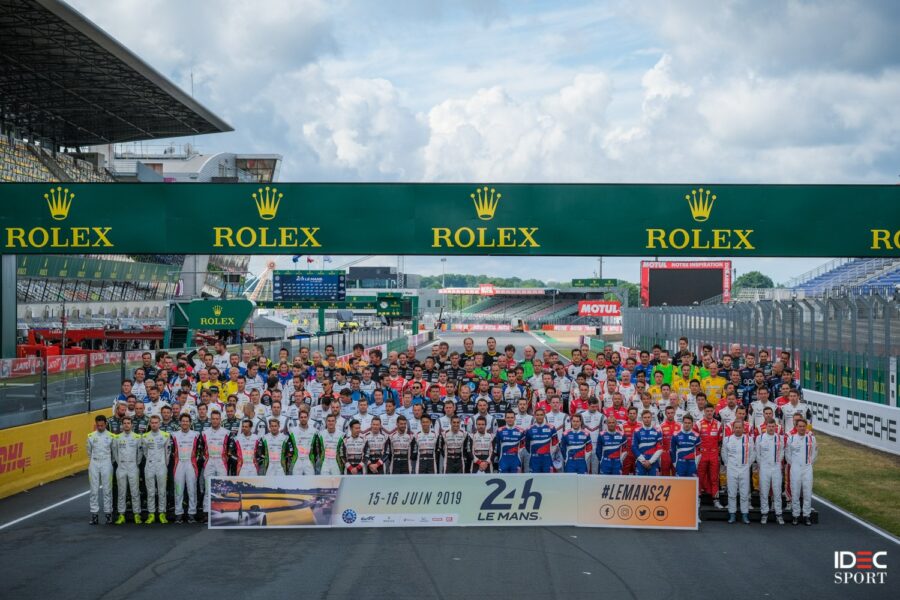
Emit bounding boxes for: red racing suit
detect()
[695,417,723,497]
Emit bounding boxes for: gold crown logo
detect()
[253,186,282,220]
[44,186,74,220]
[212,305,223,316]
[471,186,500,221]
[685,188,716,222]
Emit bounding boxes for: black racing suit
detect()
[440,430,471,473]
[388,431,414,474]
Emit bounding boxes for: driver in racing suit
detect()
[260,418,296,476]
[201,410,230,515]
[142,416,171,524]
[229,419,262,476]
[172,414,203,523]
[470,415,494,473]
[439,416,471,473]
[388,416,414,474]
[341,420,368,475]
[288,409,322,476]
[88,415,115,524]
[413,415,440,474]
[112,416,143,524]
[364,417,390,474]
[318,414,345,476]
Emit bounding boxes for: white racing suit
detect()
[319,430,344,476]
[172,430,201,516]
[786,433,817,518]
[233,433,261,476]
[141,430,171,515]
[202,427,230,512]
[112,431,143,515]
[756,432,785,517]
[87,430,115,515]
[290,426,320,476]
[721,433,755,515]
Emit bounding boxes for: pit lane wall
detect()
[208,474,698,530]
[804,390,900,455]
[0,409,107,499]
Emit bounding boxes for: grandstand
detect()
[444,286,616,324]
[0,0,281,350]
[790,258,900,295]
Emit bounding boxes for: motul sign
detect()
[578,301,621,316]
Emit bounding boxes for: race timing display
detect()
[272,270,346,301]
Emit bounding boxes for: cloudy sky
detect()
[70,0,899,284]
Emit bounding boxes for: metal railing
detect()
[623,294,900,405]
[0,327,408,429]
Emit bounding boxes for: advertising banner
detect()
[804,390,899,455]
[3,183,898,256]
[577,300,622,317]
[450,324,512,332]
[0,409,107,499]
[208,474,698,530]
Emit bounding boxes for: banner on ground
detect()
[208,474,698,530]
[804,390,899,455]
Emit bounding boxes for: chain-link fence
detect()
[0,326,408,429]
[623,296,900,405]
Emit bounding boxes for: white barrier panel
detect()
[804,390,900,455]
[450,324,512,332]
[208,474,698,530]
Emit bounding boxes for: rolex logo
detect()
[253,186,282,220]
[45,186,74,220]
[212,305,223,316]
[685,188,716,222]
[471,186,500,221]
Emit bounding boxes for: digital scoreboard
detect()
[272,270,346,301]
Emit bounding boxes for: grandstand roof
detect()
[0,0,232,145]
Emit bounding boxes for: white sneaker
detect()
[713,499,724,509]
[776,515,785,525]
[760,515,768,525]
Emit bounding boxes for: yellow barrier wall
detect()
[0,409,107,499]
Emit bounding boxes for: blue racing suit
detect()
[494,426,526,473]
[597,430,627,475]
[525,423,558,473]
[671,430,701,477]
[632,426,663,476]
[560,429,592,474]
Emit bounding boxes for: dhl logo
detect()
[45,431,78,460]
[0,442,32,474]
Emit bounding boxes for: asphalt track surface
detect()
[1,332,897,600]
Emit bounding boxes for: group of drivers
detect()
[87,336,817,526]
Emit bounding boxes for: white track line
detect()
[0,490,89,530]
[812,494,900,546]
[526,331,572,364]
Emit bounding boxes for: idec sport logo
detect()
[0,442,32,474]
[45,431,78,460]
[834,551,888,585]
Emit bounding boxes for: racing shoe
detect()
[114,514,126,525]
[105,513,113,525]
[792,517,799,526]
[186,514,197,524]
[90,513,99,525]
[134,515,142,524]
[713,499,724,510]
[742,514,750,525]
[727,513,736,524]
[804,517,812,526]
[158,513,168,524]
[145,514,156,525]
[776,515,785,526]
[760,514,768,525]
